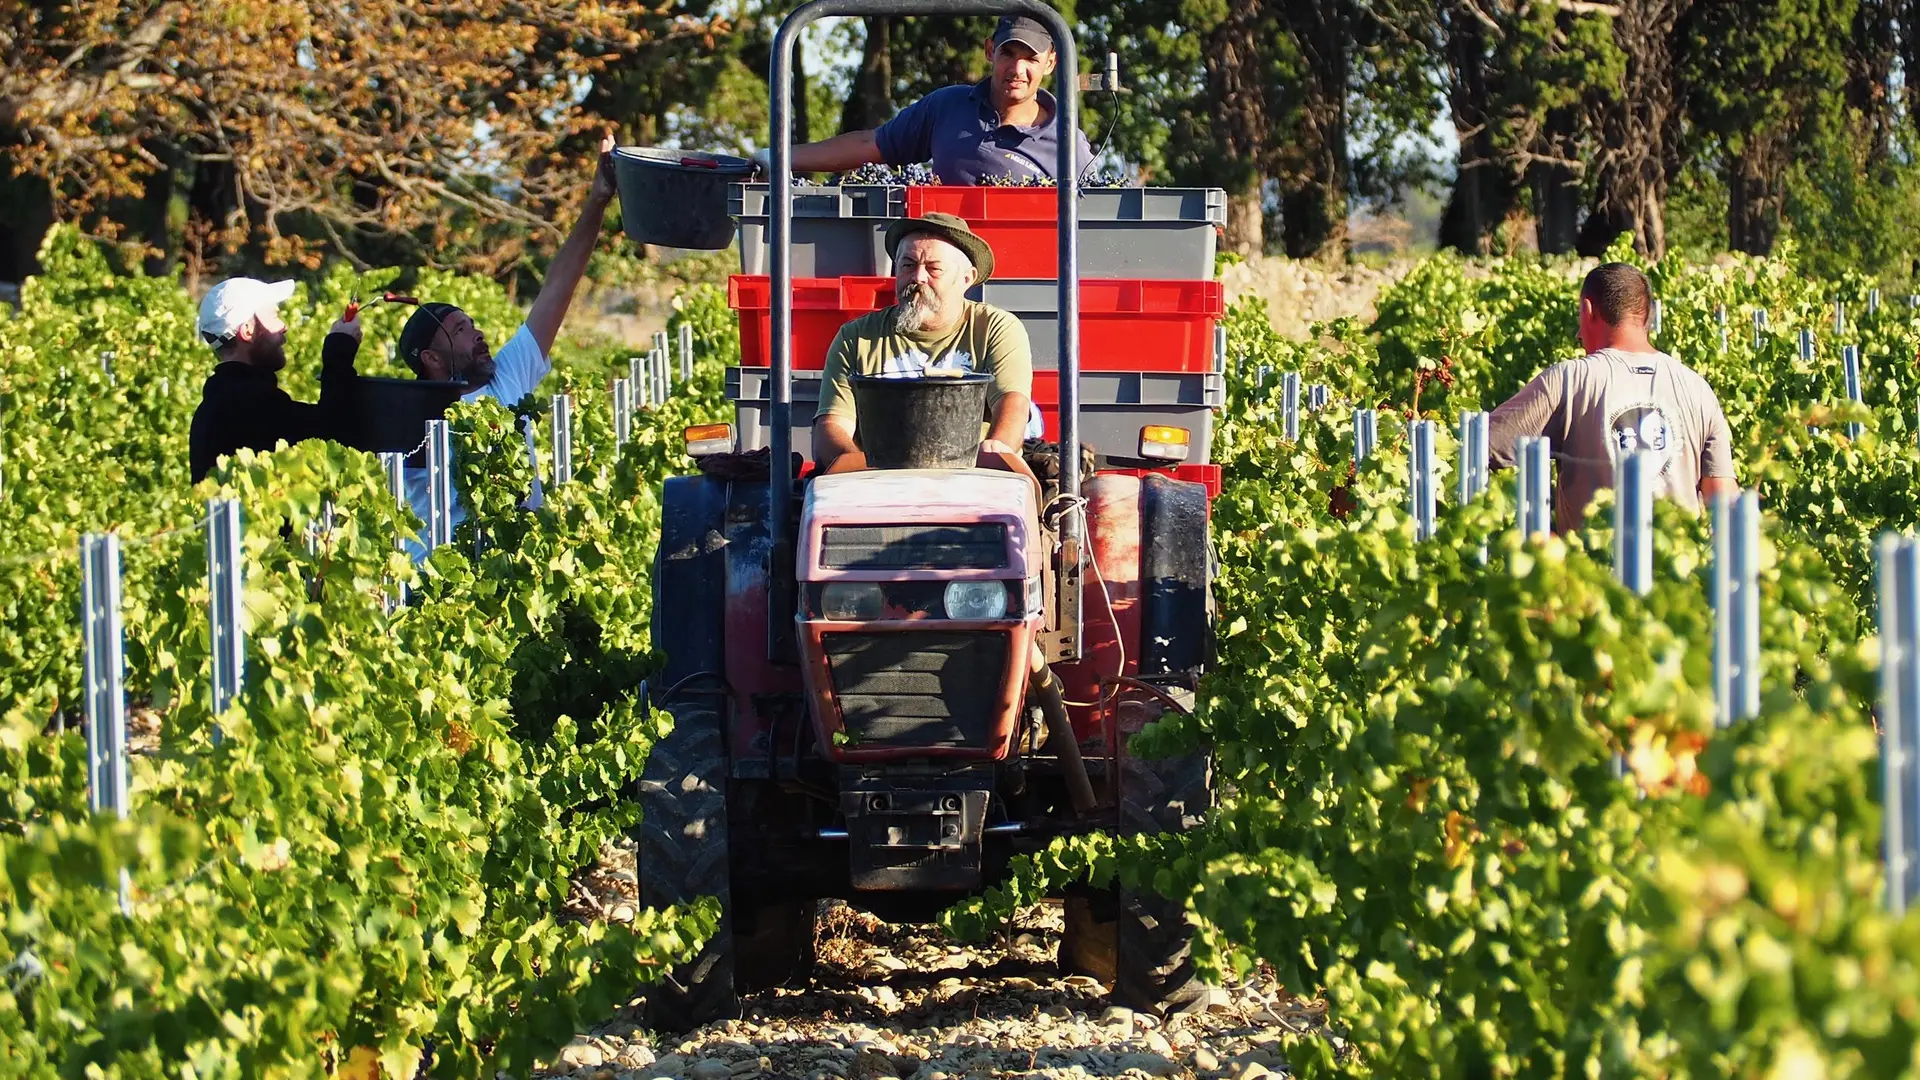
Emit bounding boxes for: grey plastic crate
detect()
[1071,188,1224,279]
[726,367,1220,467]
[732,184,904,276]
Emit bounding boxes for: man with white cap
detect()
[757,14,1093,185]
[188,277,362,483]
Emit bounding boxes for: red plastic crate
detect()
[1000,278,1222,371]
[905,188,1062,276]
[1102,465,1222,500]
[728,275,894,371]
[729,275,1223,372]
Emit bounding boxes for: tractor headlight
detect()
[820,582,884,621]
[943,580,1009,621]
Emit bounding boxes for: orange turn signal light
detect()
[684,423,735,457]
[1138,425,1192,462]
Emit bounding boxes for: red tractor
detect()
[638,0,1223,1031]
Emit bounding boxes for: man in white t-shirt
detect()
[1488,262,1739,534]
[397,134,617,559]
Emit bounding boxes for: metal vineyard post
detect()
[82,532,127,819]
[1408,420,1436,541]
[1456,411,1489,504]
[1614,452,1655,596]
[206,498,244,743]
[1877,534,1920,913]
[1843,345,1864,439]
[1352,409,1377,466]
[631,356,651,407]
[552,394,574,486]
[1712,491,1761,728]
[1282,373,1300,442]
[679,322,695,382]
[1516,436,1552,539]
[614,378,633,451]
[426,419,454,549]
[380,452,409,608]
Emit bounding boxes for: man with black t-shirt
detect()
[188,277,362,483]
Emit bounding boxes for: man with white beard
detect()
[812,212,1038,471]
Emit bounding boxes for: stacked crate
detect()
[725,183,1229,482]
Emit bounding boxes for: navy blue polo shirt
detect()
[873,81,1095,185]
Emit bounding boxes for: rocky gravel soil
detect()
[546,842,1325,1080]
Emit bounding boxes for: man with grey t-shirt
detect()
[1488,262,1739,534]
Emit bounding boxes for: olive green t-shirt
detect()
[814,301,1034,431]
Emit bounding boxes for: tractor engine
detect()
[792,373,1047,891]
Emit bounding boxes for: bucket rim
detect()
[613,145,755,175]
[849,371,993,385]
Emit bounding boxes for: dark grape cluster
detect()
[976,171,1130,188]
[835,162,943,185]
[790,164,1130,188]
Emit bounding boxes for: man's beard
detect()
[253,334,289,372]
[894,285,942,333]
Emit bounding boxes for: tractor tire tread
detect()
[638,703,739,1032]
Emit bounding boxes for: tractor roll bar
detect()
[767,0,1084,662]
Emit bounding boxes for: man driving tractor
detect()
[755,14,1094,184]
[813,212,1039,472]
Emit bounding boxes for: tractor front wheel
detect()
[1061,690,1215,1015]
[638,702,739,1032]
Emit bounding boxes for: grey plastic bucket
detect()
[613,147,755,250]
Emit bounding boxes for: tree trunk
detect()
[1530,107,1580,255]
[1904,0,1920,138]
[1204,0,1269,255]
[1577,0,1686,258]
[841,18,895,132]
[1850,0,1895,162]
[1278,0,1351,260]
[1281,182,1345,259]
[1726,134,1786,255]
[1439,2,1511,256]
[1224,186,1265,256]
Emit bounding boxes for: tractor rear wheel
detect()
[1061,690,1215,1015]
[734,897,817,992]
[638,702,739,1032]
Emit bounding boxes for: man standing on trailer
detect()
[395,134,617,559]
[189,277,363,483]
[814,213,1037,471]
[756,15,1094,185]
[1487,262,1739,533]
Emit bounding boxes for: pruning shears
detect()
[343,291,421,322]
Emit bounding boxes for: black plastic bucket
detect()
[850,373,990,470]
[353,377,465,454]
[613,147,755,250]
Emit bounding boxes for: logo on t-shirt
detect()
[1607,400,1676,485]
[879,347,975,378]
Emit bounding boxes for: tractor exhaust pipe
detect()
[1031,647,1097,815]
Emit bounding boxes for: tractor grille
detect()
[819,524,1008,570]
[824,631,1010,748]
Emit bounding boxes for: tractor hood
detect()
[798,469,1041,581]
